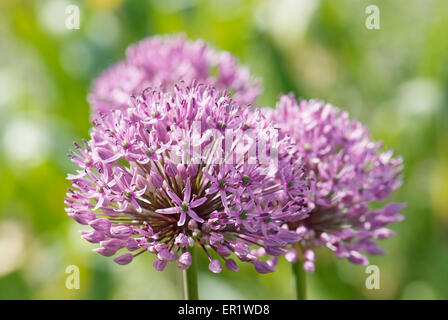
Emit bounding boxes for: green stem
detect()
[292,261,306,300]
[183,246,199,300]
[292,244,306,300]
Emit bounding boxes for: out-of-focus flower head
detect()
[266,94,405,272]
[89,34,260,117]
[66,83,308,273]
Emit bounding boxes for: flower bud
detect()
[303,260,315,273]
[150,172,163,189]
[177,164,187,180]
[178,252,192,270]
[81,230,106,243]
[88,218,111,232]
[225,259,239,272]
[209,259,222,274]
[114,253,133,265]
[110,226,132,239]
[254,260,275,274]
[126,238,140,251]
[154,259,167,271]
[285,249,298,263]
[174,233,189,248]
[164,160,177,178]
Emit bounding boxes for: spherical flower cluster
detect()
[266,95,405,272]
[67,34,406,276]
[89,34,260,117]
[66,83,309,273]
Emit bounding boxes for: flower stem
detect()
[292,261,306,300]
[292,244,306,300]
[183,246,199,300]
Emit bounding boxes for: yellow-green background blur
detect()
[0,0,447,300]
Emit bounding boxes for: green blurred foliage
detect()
[0,0,447,300]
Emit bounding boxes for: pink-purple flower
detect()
[66,83,309,273]
[266,95,405,272]
[66,32,406,281]
[89,34,260,117]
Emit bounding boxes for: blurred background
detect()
[0,0,447,300]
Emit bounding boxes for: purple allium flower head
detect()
[266,95,405,271]
[66,83,309,273]
[89,34,260,118]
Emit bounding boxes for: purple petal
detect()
[184,179,191,202]
[190,196,207,208]
[187,209,205,223]
[156,207,179,214]
[177,211,187,226]
[166,188,182,205]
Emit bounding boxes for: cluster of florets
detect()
[89,34,260,117]
[265,95,405,272]
[66,83,309,273]
[67,35,405,274]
